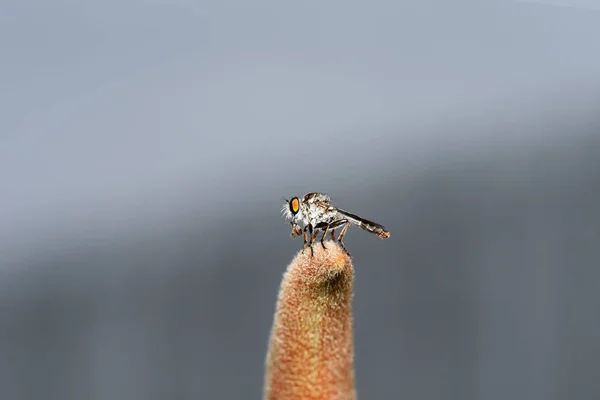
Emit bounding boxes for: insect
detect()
[281,192,390,255]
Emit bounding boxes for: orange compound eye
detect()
[290,197,300,214]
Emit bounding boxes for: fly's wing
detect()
[335,208,390,239]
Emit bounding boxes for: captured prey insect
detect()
[281,192,390,256]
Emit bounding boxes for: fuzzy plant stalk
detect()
[263,241,356,400]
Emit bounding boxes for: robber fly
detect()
[281,192,390,256]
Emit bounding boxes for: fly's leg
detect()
[318,219,349,253]
[337,221,351,256]
[314,222,331,250]
[309,224,319,256]
[289,222,299,238]
[302,225,309,254]
[303,224,315,256]
[320,224,330,249]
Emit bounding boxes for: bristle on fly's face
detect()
[281,201,293,220]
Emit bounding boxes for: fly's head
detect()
[281,196,302,223]
[281,196,304,238]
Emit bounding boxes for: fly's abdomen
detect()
[361,223,390,239]
[336,209,391,239]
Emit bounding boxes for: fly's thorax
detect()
[306,204,322,222]
[307,207,339,227]
[297,205,310,226]
[322,207,339,223]
[302,192,331,204]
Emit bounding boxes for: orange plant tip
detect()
[263,241,356,400]
[286,242,353,284]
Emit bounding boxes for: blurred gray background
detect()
[1,1,600,399]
